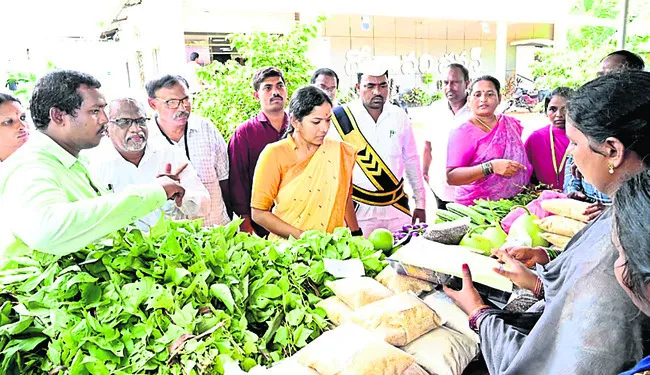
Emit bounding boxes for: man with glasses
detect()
[328,60,426,236]
[310,68,339,103]
[85,97,210,230]
[146,75,231,227]
[0,71,185,267]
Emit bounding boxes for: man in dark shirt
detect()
[228,67,288,236]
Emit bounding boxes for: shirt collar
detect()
[30,131,78,169]
[257,111,289,132]
[186,113,201,132]
[448,98,469,116]
[153,113,198,135]
[352,99,393,123]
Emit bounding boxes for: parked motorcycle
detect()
[504,87,541,112]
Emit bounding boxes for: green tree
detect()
[531,0,649,89]
[194,20,321,141]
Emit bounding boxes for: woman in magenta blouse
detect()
[446,76,532,205]
[524,87,573,190]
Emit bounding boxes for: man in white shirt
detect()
[145,75,231,227]
[86,97,210,231]
[184,52,203,95]
[329,61,426,235]
[422,63,472,208]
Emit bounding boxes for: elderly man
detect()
[228,67,288,235]
[422,63,472,209]
[310,68,339,103]
[0,70,184,267]
[146,75,230,227]
[86,98,210,230]
[328,60,426,235]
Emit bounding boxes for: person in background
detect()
[564,50,645,219]
[85,97,210,231]
[422,63,472,209]
[524,87,573,190]
[0,93,29,163]
[228,67,289,236]
[328,60,426,235]
[613,171,650,375]
[446,75,531,205]
[251,86,359,240]
[146,75,230,227]
[0,70,184,267]
[185,52,203,95]
[597,49,645,77]
[310,68,339,103]
[446,70,650,374]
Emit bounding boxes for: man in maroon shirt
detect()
[228,67,288,235]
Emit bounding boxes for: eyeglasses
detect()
[110,117,149,129]
[157,96,191,109]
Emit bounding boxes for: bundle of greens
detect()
[0,219,384,375]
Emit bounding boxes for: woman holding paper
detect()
[446,76,531,205]
[445,70,650,374]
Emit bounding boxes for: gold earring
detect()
[608,163,615,175]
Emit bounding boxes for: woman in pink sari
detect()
[446,76,531,205]
[524,87,573,190]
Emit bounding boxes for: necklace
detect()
[549,126,569,187]
[474,115,497,132]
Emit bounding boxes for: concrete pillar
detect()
[299,12,333,69]
[495,22,508,88]
[553,23,569,50]
[128,0,186,87]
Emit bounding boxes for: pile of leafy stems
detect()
[0,219,384,375]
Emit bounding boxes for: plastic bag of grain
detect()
[325,276,393,310]
[540,199,590,222]
[422,290,479,343]
[316,296,354,326]
[294,323,428,375]
[536,216,587,237]
[402,326,479,375]
[350,291,442,346]
[539,232,572,249]
[375,265,434,295]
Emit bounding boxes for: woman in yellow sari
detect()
[251,86,360,239]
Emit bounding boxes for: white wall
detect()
[182,5,296,34]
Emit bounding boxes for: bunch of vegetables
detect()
[435,187,545,227]
[458,205,548,256]
[0,219,385,375]
[392,223,428,242]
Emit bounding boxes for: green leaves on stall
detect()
[0,221,383,374]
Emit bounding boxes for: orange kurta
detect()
[251,136,356,238]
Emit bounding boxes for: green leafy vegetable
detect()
[0,220,384,374]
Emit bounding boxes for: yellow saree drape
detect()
[271,139,356,240]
